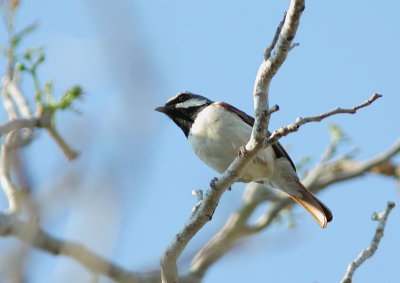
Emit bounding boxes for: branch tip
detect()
[290,42,300,51]
[269,104,280,113]
[263,11,287,60]
[340,201,395,283]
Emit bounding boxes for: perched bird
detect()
[155,92,333,228]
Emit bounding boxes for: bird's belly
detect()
[188,105,275,182]
[189,134,239,173]
[188,132,274,182]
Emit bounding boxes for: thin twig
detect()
[340,202,395,283]
[289,42,300,50]
[45,126,79,161]
[264,12,287,60]
[265,94,382,148]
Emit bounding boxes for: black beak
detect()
[155,106,170,114]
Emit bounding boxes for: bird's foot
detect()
[210,177,218,189]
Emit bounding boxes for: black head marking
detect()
[155,92,213,137]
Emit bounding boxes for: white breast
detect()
[188,104,276,182]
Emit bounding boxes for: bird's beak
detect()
[155,106,170,114]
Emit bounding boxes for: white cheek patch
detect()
[175,98,207,109]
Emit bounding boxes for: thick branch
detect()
[190,183,271,277]
[0,132,23,213]
[0,112,51,213]
[340,202,395,283]
[0,213,211,283]
[0,111,78,211]
[3,77,32,118]
[0,117,40,137]
[0,213,151,283]
[306,137,400,191]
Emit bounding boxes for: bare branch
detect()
[189,134,397,278]
[1,84,18,119]
[340,202,395,283]
[263,12,286,60]
[0,83,34,215]
[289,42,300,50]
[0,213,152,283]
[0,212,206,283]
[160,1,305,282]
[265,94,382,148]
[45,125,79,161]
[0,12,36,214]
[0,131,22,213]
[251,136,398,231]
[0,110,63,213]
[190,183,272,277]
[306,138,400,190]
[0,112,78,162]
[191,190,204,213]
[0,117,40,137]
[3,77,32,118]
[0,2,390,283]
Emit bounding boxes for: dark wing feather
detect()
[271,141,296,171]
[216,102,296,171]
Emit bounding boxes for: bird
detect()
[155,91,333,228]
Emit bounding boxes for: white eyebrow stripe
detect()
[166,93,182,104]
[175,98,207,108]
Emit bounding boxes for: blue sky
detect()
[0,0,399,282]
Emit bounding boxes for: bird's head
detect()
[155,92,212,137]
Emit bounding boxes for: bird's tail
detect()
[289,181,333,228]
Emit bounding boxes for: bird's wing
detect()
[216,102,296,171]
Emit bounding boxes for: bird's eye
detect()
[179,93,188,102]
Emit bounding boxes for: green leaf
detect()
[46,86,84,112]
[328,123,350,144]
[14,22,37,43]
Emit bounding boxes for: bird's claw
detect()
[210,177,218,189]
